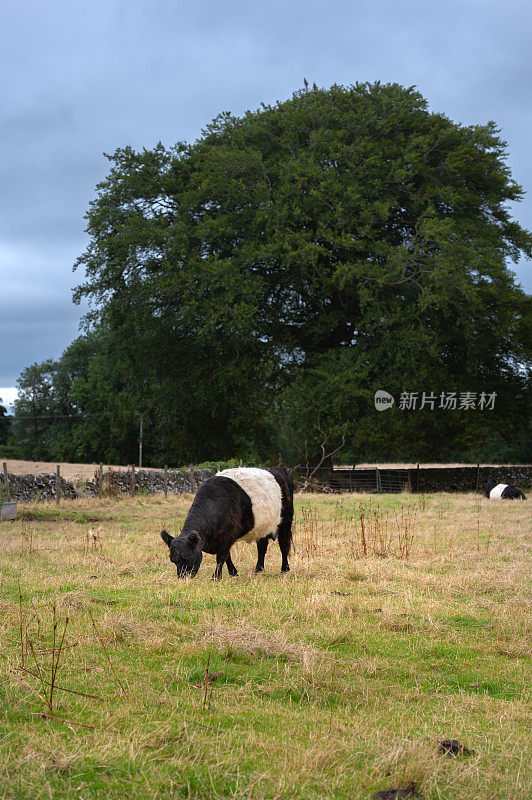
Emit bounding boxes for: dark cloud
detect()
[0,242,89,385]
[1,0,530,389]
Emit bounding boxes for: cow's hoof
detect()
[254,566,264,574]
[229,570,238,577]
[281,565,290,573]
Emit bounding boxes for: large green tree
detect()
[10,360,59,460]
[20,82,531,464]
[9,330,141,463]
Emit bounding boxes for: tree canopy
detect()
[10,82,532,465]
[0,399,10,447]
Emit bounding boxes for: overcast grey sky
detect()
[1,0,531,400]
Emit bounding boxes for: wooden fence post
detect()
[216,461,220,473]
[416,463,420,493]
[189,466,194,492]
[375,467,382,493]
[2,462,11,502]
[130,465,135,497]
[99,462,103,499]
[239,459,243,467]
[56,465,61,506]
[164,465,168,498]
[475,463,480,493]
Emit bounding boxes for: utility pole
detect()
[139,413,144,468]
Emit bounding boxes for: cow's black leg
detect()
[213,550,230,581]
[278,521,293,573]
[226,552,238,577]
[255,538,268,573]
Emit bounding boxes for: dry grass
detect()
[0,491,530,799]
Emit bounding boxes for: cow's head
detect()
[160,530,203,578]
[482,476,497,497]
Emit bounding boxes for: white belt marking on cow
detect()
[217,468,282,543]
[489,483,508,499]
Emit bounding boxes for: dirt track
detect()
[1,460,159,481]
[2,459,504,480]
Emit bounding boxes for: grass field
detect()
[0,492,530,799]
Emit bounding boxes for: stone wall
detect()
[298,465,531,493]
[2,468,216,503]
[84,468,216,496]
[1,473,78,503]
[2,465,529,502]
[408,465,531,493]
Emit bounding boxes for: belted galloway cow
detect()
[160,467,294,579]
[482,476,526,500]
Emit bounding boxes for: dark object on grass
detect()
[160,467,294,579]
[482,477,526,500]
[438,739,475,757]
[331,590,350,596]
[372,782,424,799]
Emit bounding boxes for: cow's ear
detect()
[160,530,174,548]
[187,531,200,548]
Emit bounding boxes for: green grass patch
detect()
[0,491,530,799]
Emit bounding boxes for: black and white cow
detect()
[482,476,526,500]
[160,466,294,579]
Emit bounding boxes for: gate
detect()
[298,467,412,493]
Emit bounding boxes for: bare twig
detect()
[49,612,69,712]
[27,641,50,710]
[30,712,119,733]
[360,508,367,558]
[50,604,57,710]
[17,668,108,701]
[202,653,211,711]
[88,610,128,696]
[36,643,78,654]
[18,583,24,667]
[299,425,347,492]
[30,599,41,639]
